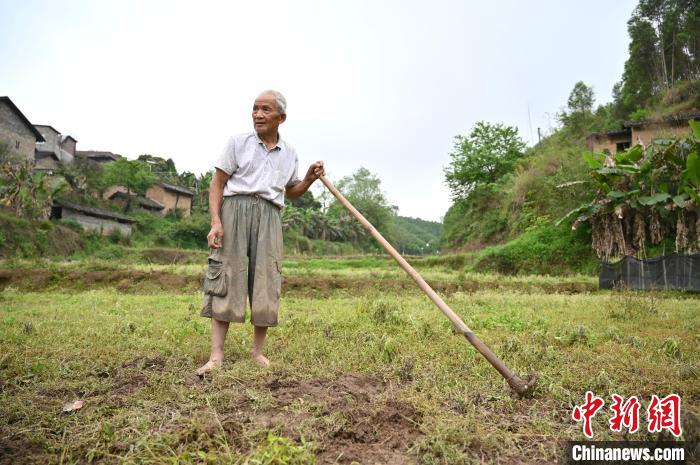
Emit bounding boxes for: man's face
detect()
[252,94,286,136]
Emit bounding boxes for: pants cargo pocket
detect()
[200,293,213,317]
[203,259,228,297]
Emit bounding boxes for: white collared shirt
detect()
[215,132,301,207]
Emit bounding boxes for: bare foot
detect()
[196,359,222,377]
[251,353,270,368]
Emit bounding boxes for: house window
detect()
[15,140,20,150]
[616,142,630,153]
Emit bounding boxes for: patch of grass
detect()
[0,212,83,258]
[0,271,698,463]
[469,221,598,276]
[244,433,316,464]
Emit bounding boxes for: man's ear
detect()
[280,113,287,123]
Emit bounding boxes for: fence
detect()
[599,253,700,291]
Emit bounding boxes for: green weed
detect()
[244,433,316,465]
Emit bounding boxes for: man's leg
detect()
[251,325,269,367]
[197,318,230,375]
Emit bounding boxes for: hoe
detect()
[320,175,538,396]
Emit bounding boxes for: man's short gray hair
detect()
[259,89,287,114]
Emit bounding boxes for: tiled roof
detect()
[159,182,194,196]
[75,150,121,161]
[54,200,134,223]
[0,97,45,142]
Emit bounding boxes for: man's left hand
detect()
[304,161,325,183]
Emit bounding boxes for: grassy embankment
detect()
[0,256,698,464]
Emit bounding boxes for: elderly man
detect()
[198,90,323,375]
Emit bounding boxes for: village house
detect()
[103,182,194,216]
[586,112,700,154]
[0,96,45,161]
[75,150,121,164]
[2,96,196,224]
[145,182,194,216]
[33,124,78,172]
[102,185,166,214]
[51,200,135,237]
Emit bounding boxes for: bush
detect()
[169,212,209,249]
[470,220,597,275]
[0,213,83,258]
[91,243,125,260]
[628,108,648,121]
[442,186,508,249]
[129,212,175,248]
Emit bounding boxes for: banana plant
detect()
[558,121,700,258]
[0,160,68,220]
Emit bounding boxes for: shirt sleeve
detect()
[214,137,237,175]
[286,151,302,187]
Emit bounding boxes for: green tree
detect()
[101,159,156,212]
[568,81,595,113]
[193,171,213,213]
[178,171,197,189]
[615,0,700,116]
[137,154,178,182]
[444,121,526,199]
[559,82,596,135]
[57,156,105,195]
[328,167,395,244]
[287,190,321,210]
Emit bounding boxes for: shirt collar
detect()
[254,132,283,151]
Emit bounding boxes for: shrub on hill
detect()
[0,212,82,258]
[469,220,597,276]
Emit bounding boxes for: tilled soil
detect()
[210,373,423,464]
[0,363,423,464]
[262,373,422,464]
[0,268,596,295]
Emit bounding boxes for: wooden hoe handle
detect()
[319,175,537,395]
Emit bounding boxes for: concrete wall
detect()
[103,185,129,200]
[60,138,76,156]
[34,156,60,172]
[631,123,694,146]
[62,208,132,236]
[586,133,631,154]
[146,184,192,216]
[35,126,61,158]
[0,101,37,160]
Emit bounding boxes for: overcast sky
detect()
[0,0,637,221]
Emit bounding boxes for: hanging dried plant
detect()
[633,210,646,253]
[559,127,700,258]
[622,206,634,251]
[591,214,609,258]
[676,210,689,251]
[649,209,663,244]
[611,214,627,257]
[688,210,699,253]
